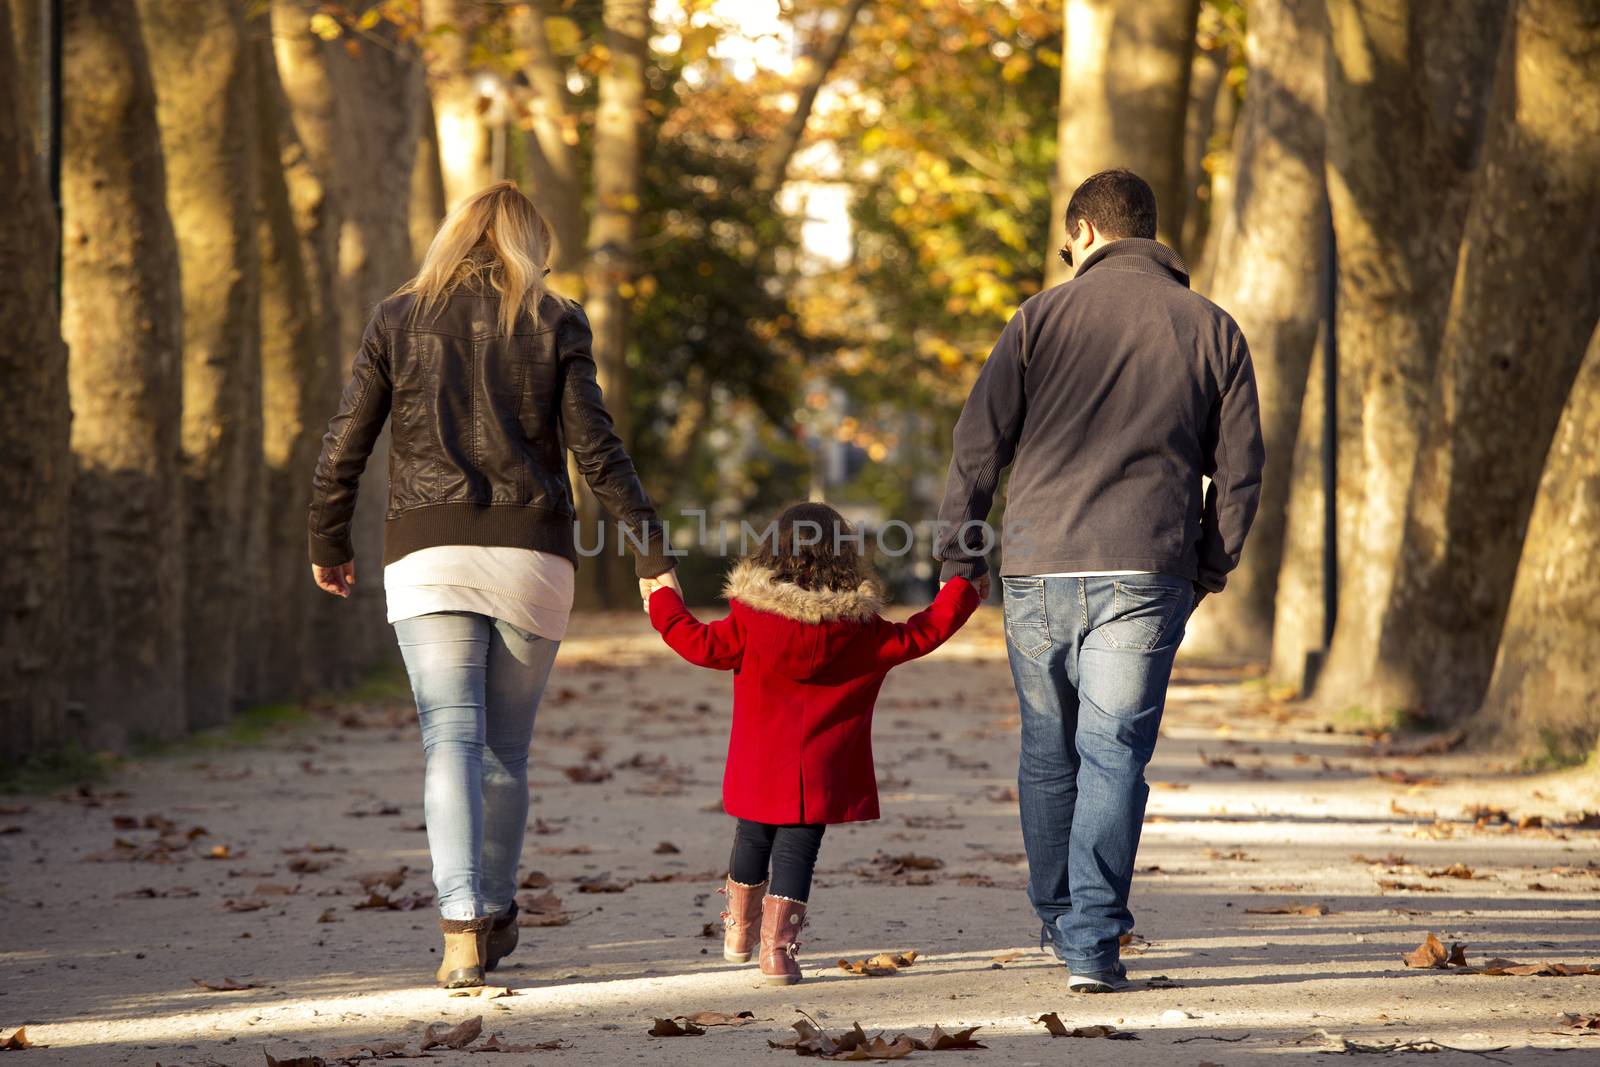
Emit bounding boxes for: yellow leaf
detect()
[356,8,381,31]
[309,12,342,40]
[544,15,582,55]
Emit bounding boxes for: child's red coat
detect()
[648,561,980,825]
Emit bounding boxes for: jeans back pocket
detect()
[1106,580,1183,651]
[1002,577,1053,659]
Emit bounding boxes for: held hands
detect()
[312,561,356,598]
[945,574,991,599]
[638,568,683,613]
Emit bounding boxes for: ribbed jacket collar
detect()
[1074,238,1190,288]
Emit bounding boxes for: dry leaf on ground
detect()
[1559,1012,1600,1031]
[516,889,573,927]
[355,868,406,892]
[264,1053,324,1067]
[223,897,268,913]
[1036,1015,1135,1039]
[1378,880,1444,893]
[449,985,513,999]
[190,976,256,992]
[1474,959,1600,977]
[1245,902,1330,916]
[563,764,612,784]
[648,1017,705,1037]
[325,1038,409,1061]
[1401,932,1467,969]
[1426,863,1479,879]
[420,1015,483,1050]
[1,1027,34,1050]
[838,950,918,976]
[677,1011,755,1027]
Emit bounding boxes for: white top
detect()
[1035,570,1154,578]
[385,545,576,641]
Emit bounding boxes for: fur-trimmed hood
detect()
[722,559,884,624]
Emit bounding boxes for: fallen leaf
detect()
[355,868,407,892]
[1426,863,1479,880]
[649,1017,705,1037]
[287,857,338,874]
[1401,932,1467,969]
[677,1010,755,1027]
[420,1015,482,1050]
[1352,852,1409,866]
[563,764,612,784]
[990,950,1023,964]
[0,1027,34,1050]
[324,1038,408,1060]
[317,909,341,923]
[264,1053,324,1067]
[575,874,631,893]
[449,985,513,999]
[653,841,680,854]
[1035,1012,1070,1036]
[190,976,256,992]
[838,950,918,976]
[1377,880,1444,893]
[1245,902,1330,916]
[1559,1012,1600,1030]
[223,897,268,913]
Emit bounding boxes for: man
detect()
[934,168,1264,992]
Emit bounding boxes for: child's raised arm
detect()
[648,587,746,670]
[867,576,981,670]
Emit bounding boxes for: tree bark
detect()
[274,1,424,672]
[1474,324,1600,763]
[423,0,494,209]
[0,0,71,759]
[1309,0,1507,716]
[1047,0,1201,286]
[138,0,261,729]
[61,0,186,747]
[7,0,43,150]
[514,1,586,273]
[1369,0,1600,722]
[578,0,650,607]
[246,27,322,699]
[1181,0,1327,661]
[1266,332,1326,686]
[411,89,447,265]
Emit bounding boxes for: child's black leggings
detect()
[728,819,827,901]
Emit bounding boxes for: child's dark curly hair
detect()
[749,501,876,593]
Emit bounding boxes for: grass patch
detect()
[1518,727,1599,773]
[7,663,413,795]
[1330,704,1417,735]
[0,742,122,796]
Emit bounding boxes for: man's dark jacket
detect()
[308,289,670,577]
[935,239,1264,592]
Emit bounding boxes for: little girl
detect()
[646,502,980,984]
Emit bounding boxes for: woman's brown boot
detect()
[436,916,492,988]
[721,878,767,963]
[484,901,519,971]
[759,895,807,985]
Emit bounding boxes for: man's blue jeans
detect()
[394,612,559,921]
[1002,574,1193,977]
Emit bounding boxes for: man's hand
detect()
[313,561,356,598]
[639,569,683,613]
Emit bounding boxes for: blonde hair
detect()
[396,180,566,337]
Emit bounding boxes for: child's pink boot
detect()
[759,895,807,985]
[721,878,766,963]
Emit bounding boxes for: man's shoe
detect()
[1067,968,1129,993]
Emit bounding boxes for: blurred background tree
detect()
[3,0,1597,769]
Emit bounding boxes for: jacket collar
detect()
[723,559,883,623]
[1073,238,1190,288]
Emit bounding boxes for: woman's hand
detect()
[313,561,357,598]
[639,569,682,612]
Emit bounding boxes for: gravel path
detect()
[3,607,1598,1065]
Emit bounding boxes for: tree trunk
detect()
[753,0,870,196]
[61,0,186,747]
[1179,32,1226,266]
[1047,0,1200,286]
[1309,0,1507,717]
[7,0,43,149]
[1181,0,1327,661]
[246,27,322,699]
[1474,324,1600,764]
[1265,333,1326,687]
[0,0,71,759]
[423,0,493,209]
[274,1,424,673]
[138,0,260,729]
[514,1,586,274]
[1369,0,1600,723]
[578,0,650,608]
[411,89,447,265]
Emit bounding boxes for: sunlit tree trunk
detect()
[61,0,186,746]
[274,1,424,671]
[1182,0,1326,661]
[514,0,585,274]
[577,0,650,607]
[1047,0,1200,286]
[1370,0,1600,722]
[247,27,322,698]
[1475,325,1600,763]
[139,0,260,728]
[411,90,447,265]
[1310,0,1507,717]
[0,0,71,758]
[423,0,493,209]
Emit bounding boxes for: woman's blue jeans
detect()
[1002,573,1193,977]
[393,611,559,921]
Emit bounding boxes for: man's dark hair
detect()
[1065,168,1158,241]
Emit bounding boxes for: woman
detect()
[308,181,676,988]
